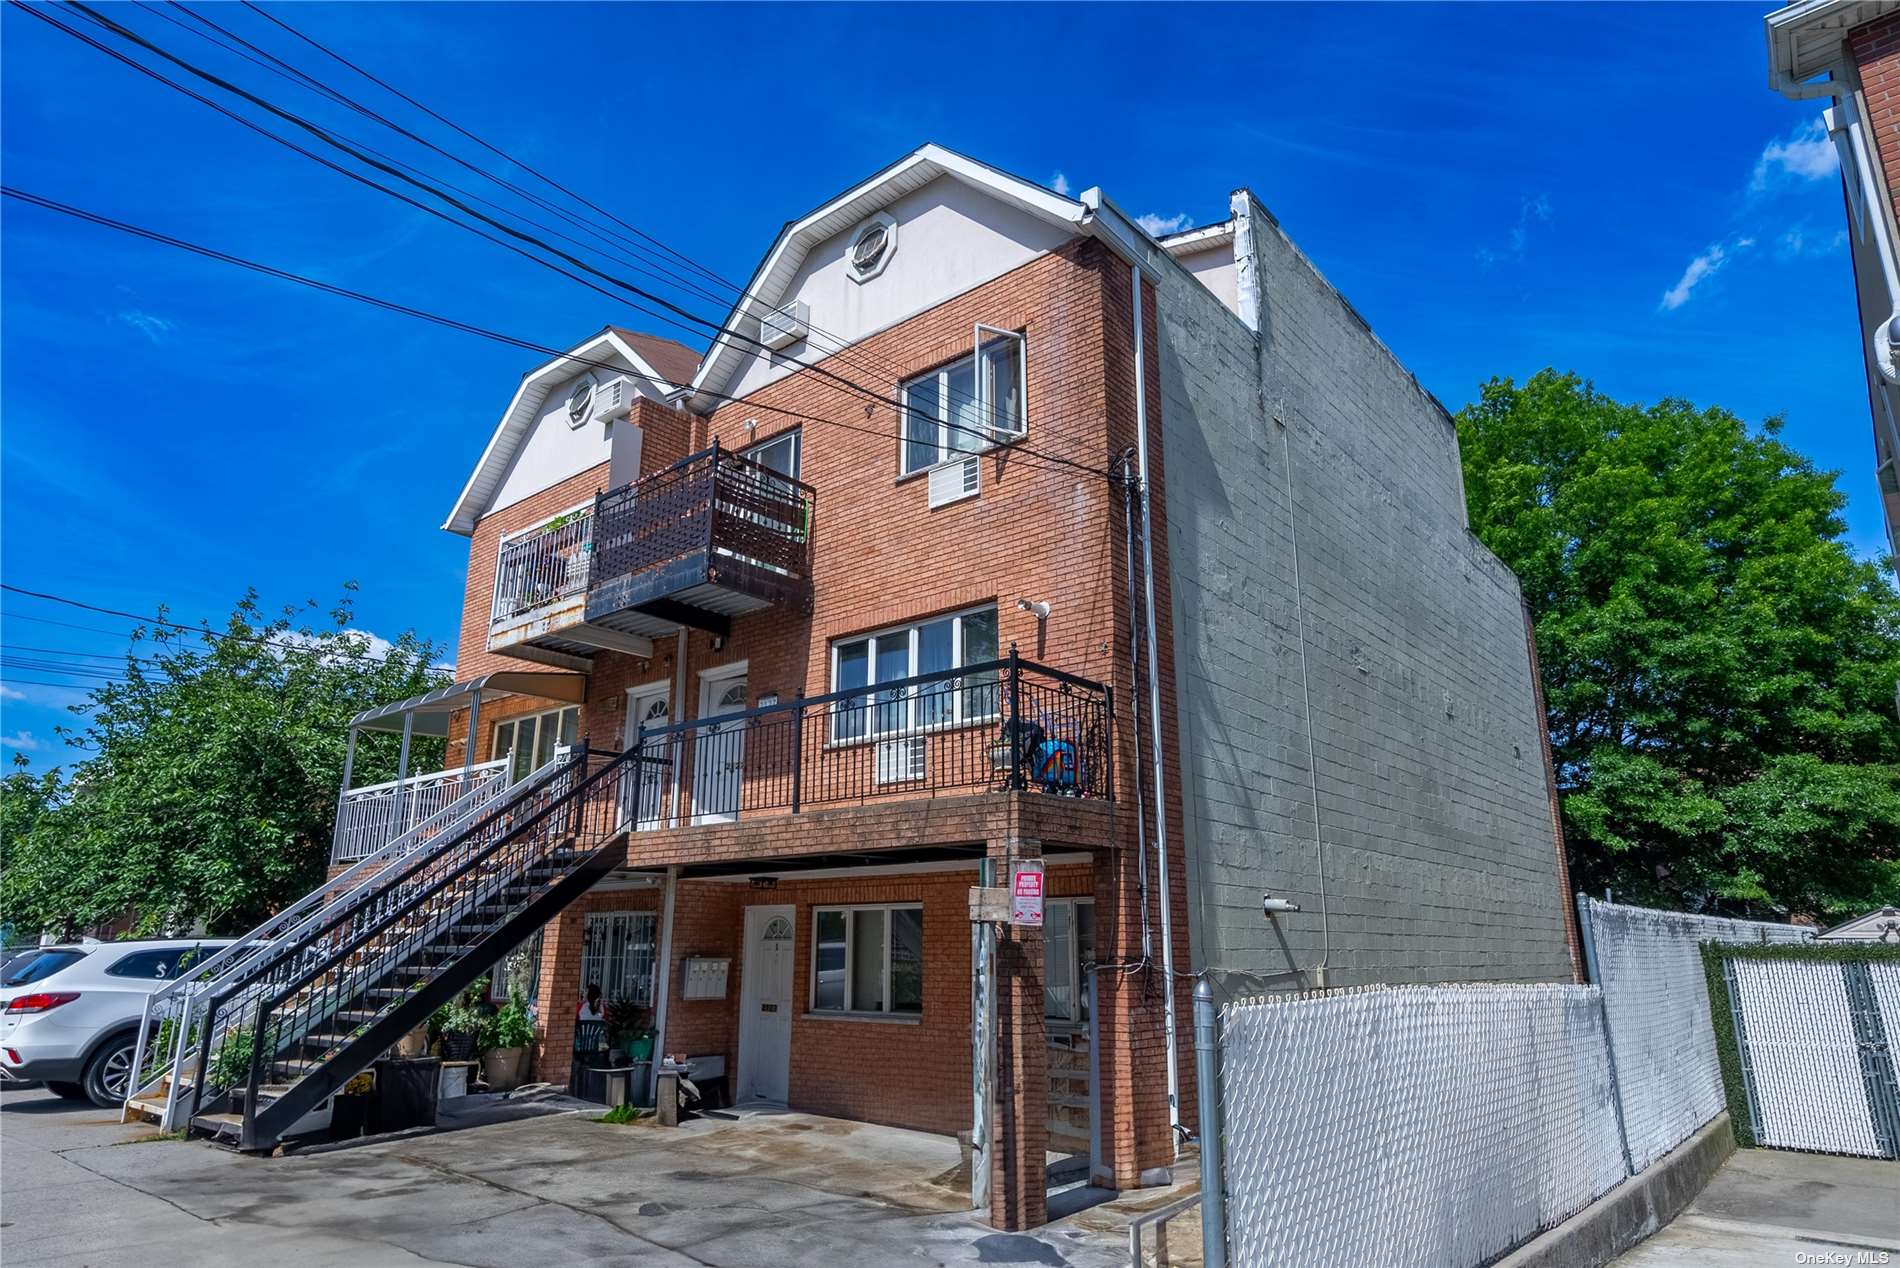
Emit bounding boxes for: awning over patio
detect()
[349,671,587,736]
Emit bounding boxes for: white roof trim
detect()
[687,144,1091,409]
[443,329,685,536]
[1765,0,1894,91]
[1815,905,1900,940]
[1159,220,1236,256]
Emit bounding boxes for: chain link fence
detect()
[1715,952,1900,1159]
[1194,899,1816,1268]
[1578,897,1811,1170]
[1214,984,1625,1268]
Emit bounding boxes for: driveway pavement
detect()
[1611,1147,1900,1267]
[0,1083,1167,1267]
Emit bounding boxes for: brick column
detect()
[1092,841,1176,1189]
[986,834,1048,1230]
[532,905,587,1083]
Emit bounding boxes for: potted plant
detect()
[603,997,647,1062]
[480,989,536,1092]
[431,977,489,1063]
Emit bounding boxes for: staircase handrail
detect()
[126,759,512,1123]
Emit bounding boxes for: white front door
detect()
[624,684,671,829]
[692,667,748,824]
[737,903,795,1105]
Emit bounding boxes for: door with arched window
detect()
[737,904,794,1104]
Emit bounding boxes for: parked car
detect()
[0,939,232,1107]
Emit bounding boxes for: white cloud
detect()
[271,627,398,664]
[1751,119,1838,191]
[1050,171,1071,197]
[0,685,23,701]
[1137,212,1194,237]
[2,731,43,752]
[1477,193,1553,268]
[1660,237,1754,311]
[115,309,175,344]
[1779,224,1848,258]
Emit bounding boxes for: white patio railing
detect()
[491,510,593,626]
[331,759,510,864]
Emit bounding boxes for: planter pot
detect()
[441,1032,477,1062]
[395,1024,429,1059]
[482,1046,527,1092]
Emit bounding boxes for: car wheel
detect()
[45,1080,88,1101]
[82,1034,137,1108]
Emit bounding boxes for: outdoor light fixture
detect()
[1262,895,1302,916]
[1016,598,1051,620]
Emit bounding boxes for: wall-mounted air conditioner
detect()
[927,456,980,508]
[760,299,809,351]
[589,375,638,423]
[875,736,926,784]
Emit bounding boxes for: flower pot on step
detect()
[482,1046,527,1092]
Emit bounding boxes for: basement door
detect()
[736,904,795,1105]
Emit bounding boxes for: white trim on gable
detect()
[443,329,689,537]
[687,145,1094,411]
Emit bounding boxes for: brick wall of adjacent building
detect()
[1853,13,1900,210]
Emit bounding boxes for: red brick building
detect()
[313,146,1578,1229]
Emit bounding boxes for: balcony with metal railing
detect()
[619,651,1113,851]
[584,442,816,641]
[330,758,510,864]
[486,507,658,668]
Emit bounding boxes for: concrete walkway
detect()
[0,1083,1163,1267]
[1612,1148,1900,1266]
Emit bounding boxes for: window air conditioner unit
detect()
[927,456,980,508]
[760,299,809,351]
[589,375,638,423]
[875,736,926,784]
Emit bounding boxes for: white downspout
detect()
[1130,262,1183,1152]
[1834,94,1900,387]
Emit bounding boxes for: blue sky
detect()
[0,1,1864,772]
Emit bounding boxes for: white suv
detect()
[0,939,231,1107]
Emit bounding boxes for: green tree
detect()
[1457,370,1900,920]
[0,589,446,938]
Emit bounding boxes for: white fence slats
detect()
[1729,959,1883,1156]
[1582,899,1811,1170]
[1219,985,1624,1268]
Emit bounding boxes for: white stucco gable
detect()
[443,328,696,536]
[689,145,1118,410]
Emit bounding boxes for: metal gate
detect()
[1722,956,1900,1159]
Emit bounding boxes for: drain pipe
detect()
[1833,94,1900,388]
[1129,262,1182,1149]
[1119,453,1155,966]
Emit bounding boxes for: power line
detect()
[43,1,1110,478]
[0,583,438,668]
[2,186,1104,482]
[0,643,163,663]
[231,0,953,396]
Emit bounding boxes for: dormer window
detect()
[846,212,896,283]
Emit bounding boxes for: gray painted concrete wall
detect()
[1153,191,1573,988]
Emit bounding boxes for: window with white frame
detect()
[810,904,923,1016]
[492,705,580,782]
[899,329,1026,476]
[829,606,999,743]
[741,427,800,483]
[1044,898,1095,1025]
[580,911,658,1008]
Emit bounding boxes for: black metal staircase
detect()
[186,747,640,1150]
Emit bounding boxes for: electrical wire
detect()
[1,186,1103,483]
[30,1,1111,477]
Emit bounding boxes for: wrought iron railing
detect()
[331,759,510,864]
[627,650,1112,826]
[190,746,644,1145]
[590,443,816,608]
[126,766,520,1129]
[491,509,593,625]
